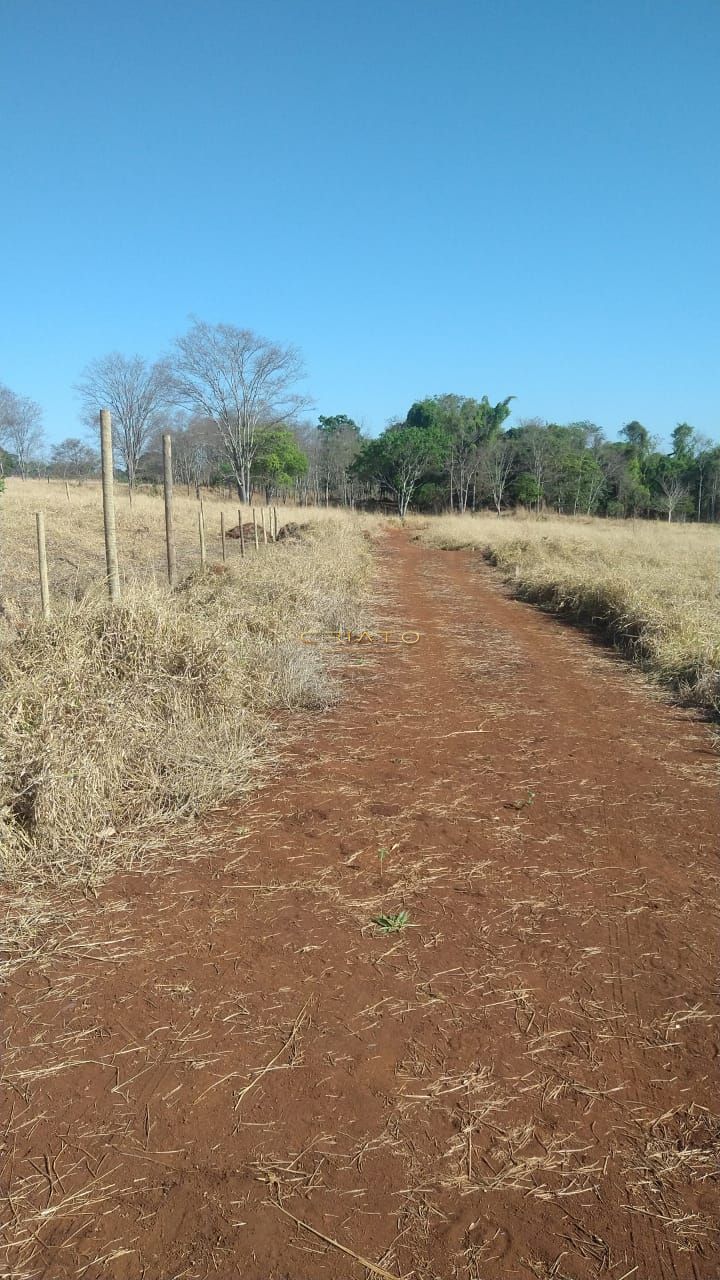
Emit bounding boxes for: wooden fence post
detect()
[198,507,207,567]
[35,511,50,620]
[238,507,245,557]
[99,409,121,602]
[220,511,226,562]
[252,508,259,551]
[64,481,70,502]
[162,433,177,589]
[261,508,268,546]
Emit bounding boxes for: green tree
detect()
[318,413,359,435]
[0,444,18,479]
[513,473,542,507]
[509,419,558,512]
[621,420,652,459]
[352,422,447,518]
[643,447,688,522]
[543,424,597,513]
[254,426,308,500]
[406,394,514,511]
[671,422,696,470]
[600,441,651,516]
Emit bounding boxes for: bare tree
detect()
[293,422,323,504]
[171,320,309,501]
[693,435,715,521]
[705,448,720,522]
[172,414,223,497]
[0,383,44,478]
[658,474,688,522]
[76,353,171,496]
[316,415,362,506]
[49,437,100,480]
[479,436,516,514]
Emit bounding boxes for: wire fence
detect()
[27,416,281,620]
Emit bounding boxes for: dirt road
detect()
[2,530,718,1279]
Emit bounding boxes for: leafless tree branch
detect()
[170,320,310,500]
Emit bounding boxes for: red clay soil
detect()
[2,530,719,1280]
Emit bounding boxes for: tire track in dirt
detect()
[1,529,718,1280]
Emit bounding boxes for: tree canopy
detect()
[349,404,720,521]
[254,426,308,498]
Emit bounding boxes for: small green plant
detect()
[377,841,399,884]
[372,910,411,933]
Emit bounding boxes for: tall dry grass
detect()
[0,478,359,616]
[0,480,375,897]
[416,512,720,714]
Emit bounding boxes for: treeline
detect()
[1,323,719,520]
[352,400,720,521]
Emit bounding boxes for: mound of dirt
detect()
[275,521,310,541]
[224,521,310,544]
[225,522,257,540]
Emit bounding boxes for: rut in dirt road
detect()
[2,530,719,1280]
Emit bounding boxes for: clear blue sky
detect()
[1,0,718,446]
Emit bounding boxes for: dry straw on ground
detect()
[0,480,374,893]
[417,512,720,714]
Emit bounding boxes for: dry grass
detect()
[623,1105,720,1251]
[0,477,365,616]
[415,512,720,713]
[0,479,375,896]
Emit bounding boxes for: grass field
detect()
[416,512,720,716]
[0,477,359,616]
[0,479,374,900]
